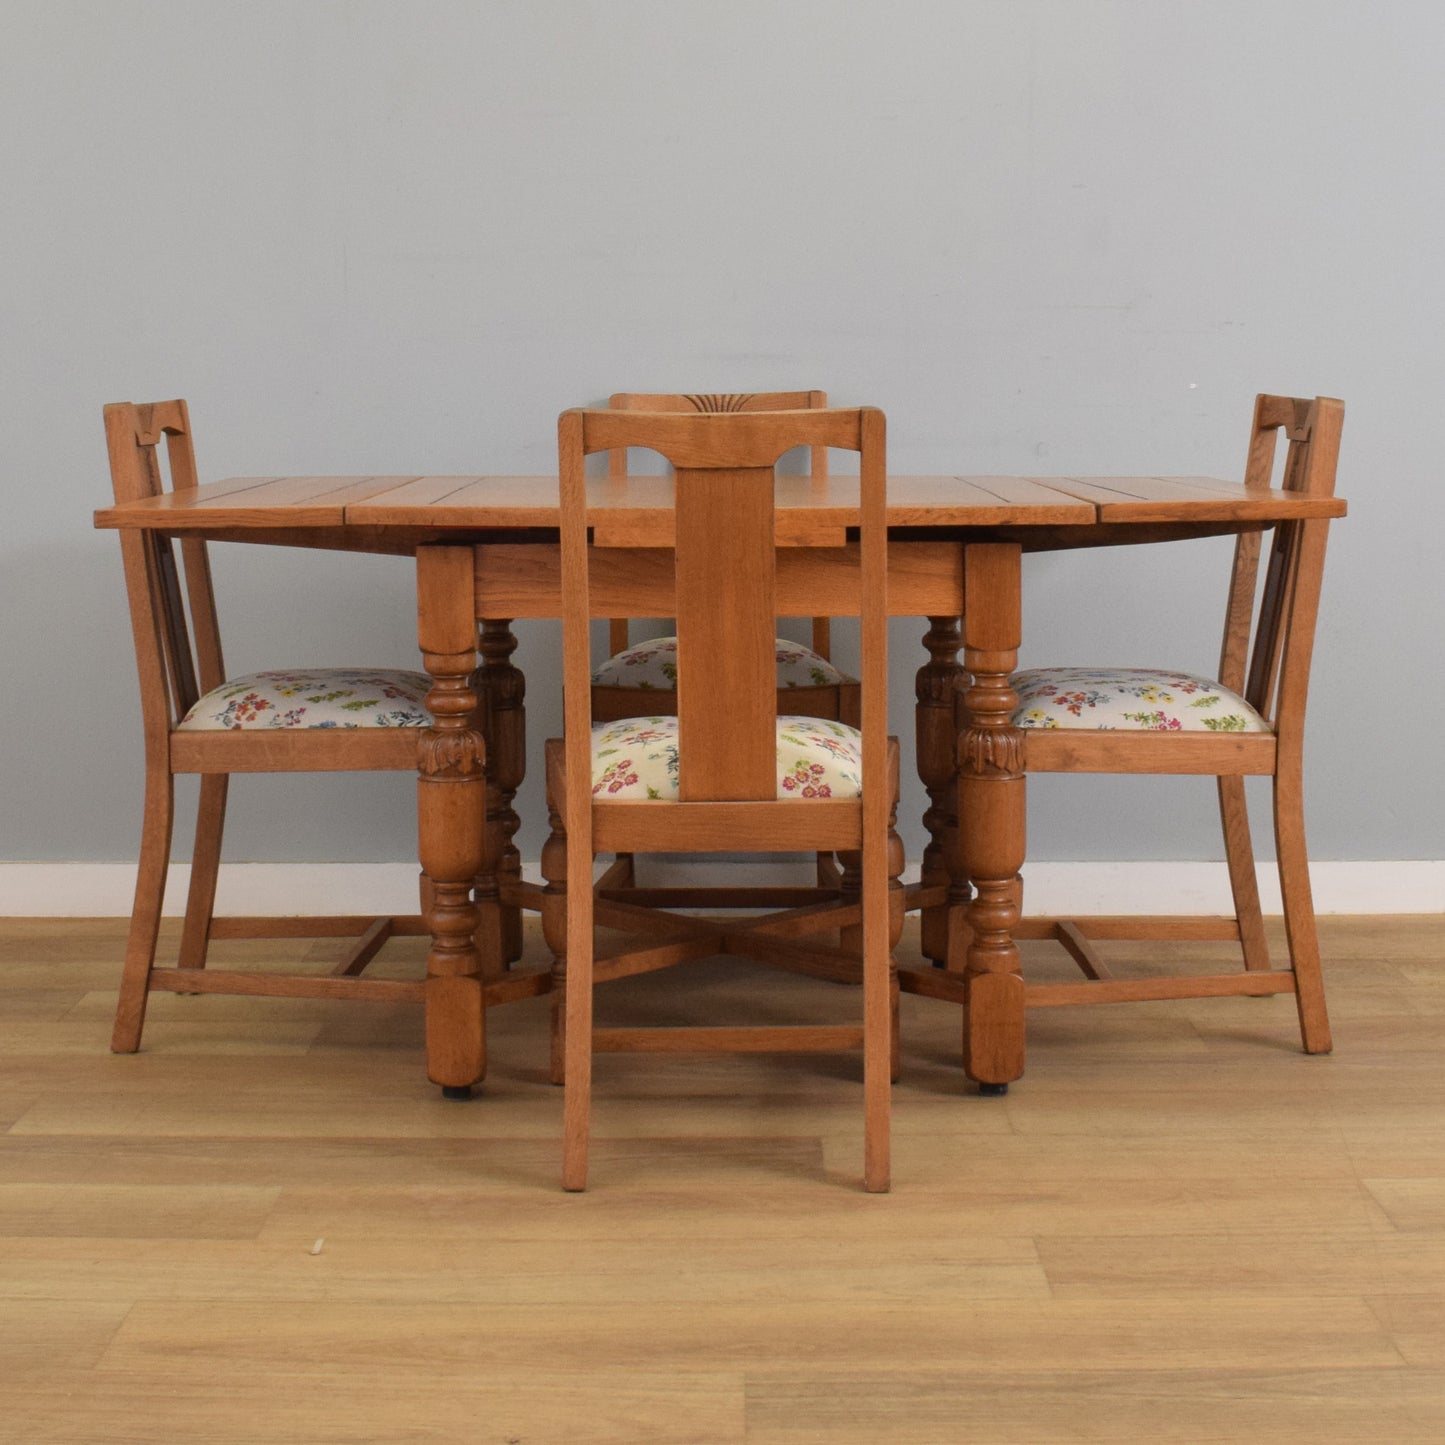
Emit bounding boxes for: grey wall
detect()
[3,0,1441,867]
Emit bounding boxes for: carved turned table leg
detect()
[417,546,487,1097]
[478,618,526,965]
[916,614,969,966]
[837,849,862,955]
[540,780,568,1087]
[958,543,1027,1091]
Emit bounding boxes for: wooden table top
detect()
[95,473,1347,541]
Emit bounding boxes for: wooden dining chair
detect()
[1010,394,1345,1049]
[544,405,900,1192]
[592,391,860,727]
[103,400,433,1052]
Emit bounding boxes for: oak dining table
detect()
[95,469,1347,1097]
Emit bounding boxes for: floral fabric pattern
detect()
[1009,667,1269,733]
[589,715,864,800]
[177,669,432,731]
[592,637,852,691]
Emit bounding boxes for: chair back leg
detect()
[1216,776,1271,971]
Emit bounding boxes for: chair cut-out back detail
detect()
[1008,394,1345,1050]
[544,405,899,1192]
[103,400,433,1053]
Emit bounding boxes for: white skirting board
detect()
[0,860,1440,917]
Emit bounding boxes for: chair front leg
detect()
[1218,775,1271,971]
[176,772,228,975]
[111,763,175,1053]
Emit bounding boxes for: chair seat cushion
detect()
[591,637,853,691]
[1010,667,1270,732]
[590,715,864,800]
[177,669,432,730]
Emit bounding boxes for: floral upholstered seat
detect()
[592,637,853,691]
[176,668,432,730]
[1010,667,1270,733]
[590,715,863,800]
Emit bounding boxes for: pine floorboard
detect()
[0,913,1441,1442]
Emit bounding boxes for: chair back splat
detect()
[674,462,782,800]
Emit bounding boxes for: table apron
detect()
[471,541,965,619]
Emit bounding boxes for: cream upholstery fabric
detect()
[590,715,863,800]
[177,669,431,730]
[1010,667,1270,732]
[592,636,852,690]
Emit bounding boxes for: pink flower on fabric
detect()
[231,693,274,726]
[594,756,641,795]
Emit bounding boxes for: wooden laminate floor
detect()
[1,914,1443,1443]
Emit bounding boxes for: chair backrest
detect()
[603,391,834,658]
[559,405,887,805]
[1220,394,1344,741]
[103,400,225,735]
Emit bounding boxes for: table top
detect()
[95,473,1347,546]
